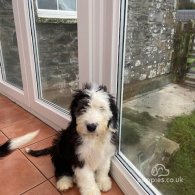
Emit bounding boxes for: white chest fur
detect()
[77,133,115,171]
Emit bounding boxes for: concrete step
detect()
[184,79,195,87]
[186,73,195,79]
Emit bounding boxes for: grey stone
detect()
[125,0,176,88]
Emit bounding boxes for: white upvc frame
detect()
[0,0,30,107]
[37,9,77,19]
[36,0,77,19]
[78,1,158,194]
[78,0,119,95]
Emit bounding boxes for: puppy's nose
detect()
[86,123,97,132]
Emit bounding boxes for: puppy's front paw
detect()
[81,186,101,195]
[97,176,112,192]
[56,176,73,191]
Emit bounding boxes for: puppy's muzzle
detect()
[86,123,98,132]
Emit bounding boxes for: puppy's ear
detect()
[70,95,78,122]
[82,83,91,90]
[69,89,83,121]
[69,89,90,121]
[98,85,107,92]
[108,94,118,130]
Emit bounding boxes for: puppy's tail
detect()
[0,130,39,157]
[25,146,53,157]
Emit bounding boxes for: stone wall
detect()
[35,21,78,108]
[36,22,78,90]
[124,0,176,85]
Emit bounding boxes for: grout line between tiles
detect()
[19,180,47,195]
[18,149,49,180]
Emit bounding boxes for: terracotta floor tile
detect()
[0,98,15,109]
[21,136,56,179]
[0,106,34,129]
[0,131,8,143]
[102,180,124,195]
[0,150,46,195]
[0,95,15,105]
[22,181,60,195]
[2,117,57,146]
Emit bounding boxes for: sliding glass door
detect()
[0,0,31,106]
[116,0,194,195]
[0,0,23,89]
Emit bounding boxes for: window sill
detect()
[36,16,77,24]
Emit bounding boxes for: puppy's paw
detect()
[56,176,73,191]
[81,186,101,195]
[96,176,112,192]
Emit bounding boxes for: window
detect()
[117,0,194,194]
[0,1,23,90]
[30,0,78,112]
[36,0,77,19]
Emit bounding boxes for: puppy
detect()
[0,130,39,158]
[26,84,118,195]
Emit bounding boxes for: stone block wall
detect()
[36,22,78,90]
[35,21,78,108]
[124,0,176,84]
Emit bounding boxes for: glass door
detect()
[116,0,195,194]
[0,0,28,105]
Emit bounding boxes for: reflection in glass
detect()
[59,0,76,11]
[37,0,57,10]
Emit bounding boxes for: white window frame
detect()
[36,0,77,19]
[79,1,161,194]
[0,0,30,107]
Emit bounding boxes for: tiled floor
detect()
[0,94,124,195]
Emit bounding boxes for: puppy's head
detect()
[70,84,118,136]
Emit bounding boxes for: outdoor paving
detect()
[123,83,195,121]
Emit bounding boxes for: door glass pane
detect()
[59,0,76,11]
[37,0,57,10]
[29,0,78,110]
[119,0,195,195]
[0,0,23,89]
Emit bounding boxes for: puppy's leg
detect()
[52,157,73,191]
[96,157,112,192]
[56,175,73,191]
[74,165,101,195]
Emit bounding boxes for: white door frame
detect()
[0,0,30,107]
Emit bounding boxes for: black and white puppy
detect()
[0,130,39,158]
[26,84,118,195]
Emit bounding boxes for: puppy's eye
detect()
[99,106,105,111]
